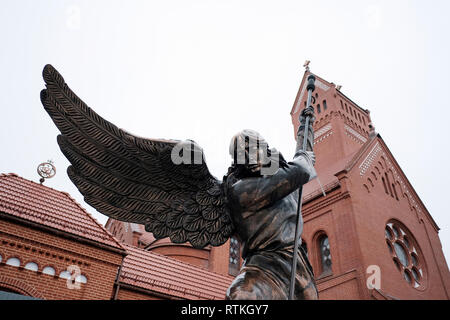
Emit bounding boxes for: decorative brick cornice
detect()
[313,123,333,145]
[303,188,348,218]
[359,142,382,176]
[316,269,358,292]
[0,236,89,268]
[345,125,367,144]
[0,226,121,268]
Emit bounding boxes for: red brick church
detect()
[1,70,449,300]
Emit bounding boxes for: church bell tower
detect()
[291,67,450,300]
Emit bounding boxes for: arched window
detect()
[6,257,20,267]
[75,275,88,284]
[59,270,71,280]
[385,221,426,289]
[340,100,344,109]
[345,104,348,113]
[317,104,321,113]
[318,235,332,274]
[323,100,328,111]
[42,266,56,276]
[24,262,38,272]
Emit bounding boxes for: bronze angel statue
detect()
[40,64,318,300]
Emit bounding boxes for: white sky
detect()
[1,0,449,265]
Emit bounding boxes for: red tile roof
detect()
[120,244,234,300]
[0,173,124,251]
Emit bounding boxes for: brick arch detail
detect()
[0,275,46,299]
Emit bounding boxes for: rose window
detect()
[385,222,426,289]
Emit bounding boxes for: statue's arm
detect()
[229,155,314,211]
[229,107,317,211]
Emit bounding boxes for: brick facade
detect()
[0,214,124,299]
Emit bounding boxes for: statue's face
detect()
[229,129,269,172]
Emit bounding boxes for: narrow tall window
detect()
[382,177,388,194]
[385,172,394,197]
[229,236,241,276]
[340,100,344,109]
[317,104,321,113]
[318,235,332,274]
[392,183,399,200]
[323,100,328,111]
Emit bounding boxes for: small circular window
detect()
[385,221,426,289]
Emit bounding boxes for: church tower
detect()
[292,69,450,299]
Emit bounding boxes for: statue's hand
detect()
[302,106,315,118]
[300,106,315,125]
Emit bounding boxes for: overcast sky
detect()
[1,0,449,265]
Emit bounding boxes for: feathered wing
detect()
[40,64,234,248]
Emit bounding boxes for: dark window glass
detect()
[319,235,332,273]
[385,227,393,240]
[394,242,409,267]
[404,270,412,284]
[229,236,241,276]
[411,268,420,283]
[411,254,418,266]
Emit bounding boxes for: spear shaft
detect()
[288,74,315,300]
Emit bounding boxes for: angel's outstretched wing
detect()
[40,64,234,248]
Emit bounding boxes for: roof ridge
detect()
[121,243,233,299]
[0,172,124,251]
[123,243,234,281]
[1,173,69,195]
[1,173,19,177]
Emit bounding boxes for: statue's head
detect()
[228,129,282,176]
